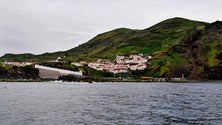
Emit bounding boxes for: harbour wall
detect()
[34,65,82,79]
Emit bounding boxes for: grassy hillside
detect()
[64,17,206,61]
[1,17,222,79]
[149,20,222,79]
[0,17,206,62]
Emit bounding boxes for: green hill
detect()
[0,17,206,62]
[1,17,222,79]
[64,17,207,61]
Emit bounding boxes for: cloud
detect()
[0,0,222,56]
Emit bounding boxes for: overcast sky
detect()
[0,0,222,56]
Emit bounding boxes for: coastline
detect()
[1,77,222,83]
[0,79,42,82]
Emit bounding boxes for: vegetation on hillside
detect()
[1,17,222,79]
[0,17,205,62]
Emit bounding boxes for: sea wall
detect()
[35,65,83,79]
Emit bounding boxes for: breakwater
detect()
[58,75,168,82]
[34,65,83,79]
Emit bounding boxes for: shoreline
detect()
[1,78,222,83]
[0,79,42,82]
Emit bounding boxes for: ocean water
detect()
[0,82,222,125]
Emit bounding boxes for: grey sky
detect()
[0,0,222,56]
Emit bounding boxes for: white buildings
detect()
[86,54,148,74]
[116,55,125,64]
[117,55,148,71]
[71,62,82,67]
[3,61,33,67]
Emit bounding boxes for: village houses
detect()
[3,61,33,67]
[72,54,150,74]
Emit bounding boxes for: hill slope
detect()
[1,17,222,79]
[148,20,222,79]
[0,17,206,62]
[64,17,207,61]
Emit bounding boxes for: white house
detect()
[4,61,33,67]
[71,62,82,67]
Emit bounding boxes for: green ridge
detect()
[1,17,222,79]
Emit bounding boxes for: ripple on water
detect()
[0,82,222,125]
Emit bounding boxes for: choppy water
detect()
[0,82,222,125]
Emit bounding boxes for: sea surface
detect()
[0,82,222,125]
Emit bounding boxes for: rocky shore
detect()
[58,74,169,82]
[0,65,41,82]
[0,66,219,83]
